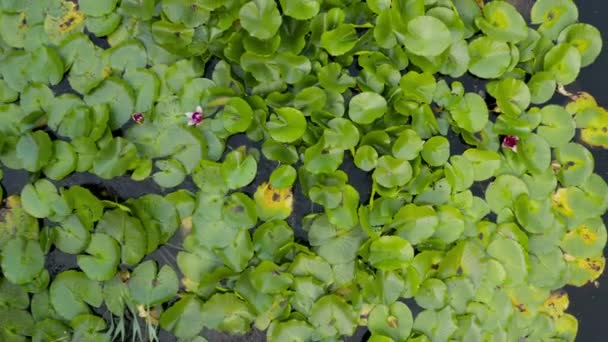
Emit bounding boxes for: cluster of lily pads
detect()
[1,0,608,341]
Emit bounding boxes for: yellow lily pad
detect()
[254,182,293,221]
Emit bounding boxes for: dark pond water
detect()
[2,1,608,341]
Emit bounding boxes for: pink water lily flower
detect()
[185,106,204,126]
[132,112,145,124]
[502,135,519,152]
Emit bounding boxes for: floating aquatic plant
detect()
[0,0,607,341]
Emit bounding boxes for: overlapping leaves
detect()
[0,0,606,341]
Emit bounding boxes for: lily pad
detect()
[160,295,205,339]
[49,270,103,321]
[321,24,358,56]
[485,174,529,213]
[239,0,282,40]
[531,0,578,40]
[349,92,387,124]
[555,143,594,187]
[543,43,581,85]
[468,37,512,79]
[421,136,450,167]
[84,77,135,130]
[366,236,414,270]
[128,260,179,306]
[402,16,452,57]
[80,0,118,17]
[372,156,413,188]
[1,237,44,284]
[558,23,603,67]
[309,294,358,338]
[76,233,120,281]
[368,302,413,341]
[475,1,527,43]
[266,107,307,143]
[222,147,258,189]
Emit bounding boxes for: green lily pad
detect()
[392,204,439,245]
[349,92,387,124]
[200,292,254,335]
[421,136,450,167]
[543,43,581,85]
[128,194,179,248]
[20,179,70,220]
[217,229,255,272]
[531,0,578,40]
[161,0,210,27]
[223,192,257,230]
[415,278,448,310]
[268,319,315,342]
[368,302,413,341]
[249,260,294,294]
[529,248,567,289]
[153,159,187,188]
[76,233,120,281]
[16,131,53,173]
[486,174,529,214]
[399,71,436,104]
[49,270,103,321]
[366,236,414,270]
[29,46,65,86]
[309,294,358,338]
[222,147,258,189]
[92,137,137,179]
[392,129,423,160]
[1,237,44,285]
[487,78,531,117]
[321,24,358,56]
[413,307,458,342]
[279,0,320,20]
[53,214,90,254]
[558,23,603,67]
[468,36,512,79]
[475,1,527,43]
[402,16,452,57]
[33,319,71,341]
[266,107,307,143]
[128,260,179,306]
[372,156,413,188]
[462,148,501,181]
[0,307,34,340]
[239,0,282,40]
[514,194,554,234]
[450,92,489,132]
[323,118,360,150]
[537,105,575,148]
[253,220,294,262]
[43,141,77,181]
[487,236,529,285]
[80,0,118,16]
[222,97,254,133]
[269,165,297,190]
[86,12,121,37]
[95,210,146,266]
[160,295,205,339]
[555,143,594,187]
[84,77,135,130]
[106,39,147,73]
[527,72,557,105]
[318,63,356,93]
[520,133,551,173]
